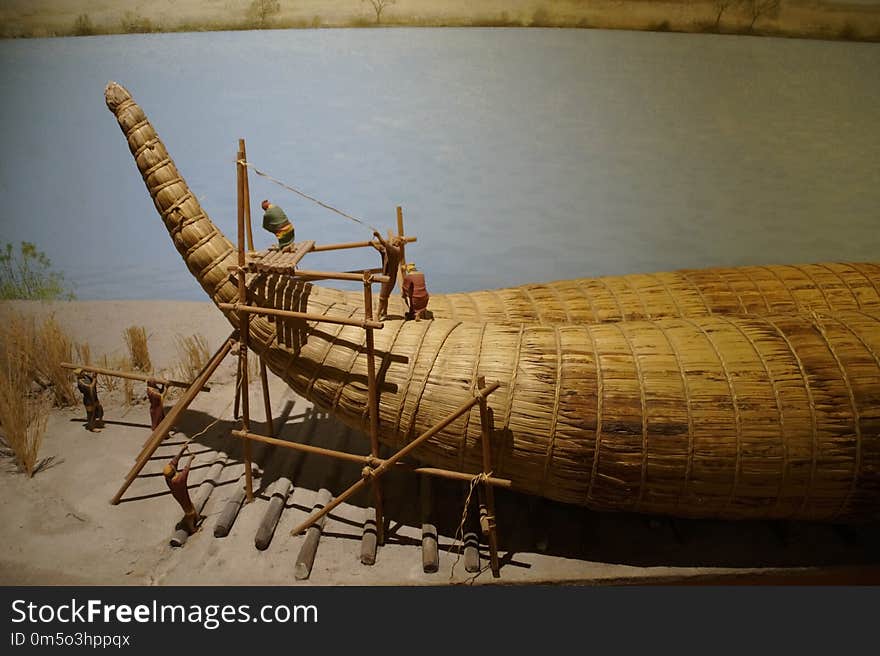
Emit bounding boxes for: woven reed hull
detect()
[106,82,880,522]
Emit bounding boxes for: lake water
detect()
[0,28,878,300]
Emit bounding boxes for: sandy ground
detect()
[1,0,878,41]
[2,299,880,586]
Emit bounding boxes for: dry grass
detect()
[174,333,211,383]
[34,316,76,407]
[0,326,51,476]
[75,341,92,366]
[123,325,151,372]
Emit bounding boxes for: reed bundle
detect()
[106,81,880,522]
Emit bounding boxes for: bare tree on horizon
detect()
[250,0,281,28]
[748,0,781,30]
[362,0,397,25]
[714,0,744,28]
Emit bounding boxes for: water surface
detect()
[0,28,877,300]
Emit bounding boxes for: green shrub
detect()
[0,242,74,300]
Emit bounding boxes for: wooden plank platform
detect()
[245,240,315,274]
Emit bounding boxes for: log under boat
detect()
[105,82,880,523]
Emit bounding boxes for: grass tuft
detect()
[123,325,152,373]
[174,333,210,384]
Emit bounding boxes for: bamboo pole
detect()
[294,488,333,580]
[310,236,416,252]
[290,381,501,536]
[240,139,254,251]
[218,302,384,330]
[229,430,512,487]
[364,271,384,547]
[110,333,236,505]
[237,148,254,504]
[60,363,209,391]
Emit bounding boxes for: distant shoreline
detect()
[1,0,879,43]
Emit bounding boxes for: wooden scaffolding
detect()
[109,139,508,578]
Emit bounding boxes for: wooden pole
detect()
[290,381,501,536]
[233,352,242,420]
[363,271,384,547]
[237,145,254,504]
[294,488,333,580]
[290,270,391,284]
[397,206,407,286]
[477,376,501,578]
[239,138,254,251]
[229,430,512,487]
[60,363,209,391]
[218,302,384,330]
[111,334,236,505]
[310,236,416,253]
[255,477,293,551]
[259,358,274,437]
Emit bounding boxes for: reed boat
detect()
[106,82,880,523]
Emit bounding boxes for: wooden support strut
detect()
[229,429,512,488]
[363,270,384,549]
[218,302,384,330]
[289,382,501,537]
[476,375,501,578]
[110,333,237,505]
[237,145,254,504]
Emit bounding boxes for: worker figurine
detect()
[403,262,430,321]
[75,368,104,432]
[146,378,166,431]
[371,230,404,321]
[163,452,200,534]
[261,199,295,250]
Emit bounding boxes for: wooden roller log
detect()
[294,488,333,581]
[254,476,293,551]
[360,506,378,566]
[420,475,439,574]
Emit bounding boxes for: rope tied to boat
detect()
[237,159,380,234]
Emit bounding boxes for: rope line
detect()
[238,160,380,233]
[449,471,493,582]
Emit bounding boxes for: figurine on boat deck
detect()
[261,199,295,249]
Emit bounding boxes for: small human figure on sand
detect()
[146,379,167,431]
[75,368,104,432]
[163,452,200,534]
[402,262,430,321]
[261,199,295,250]
[371,230,404,321]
